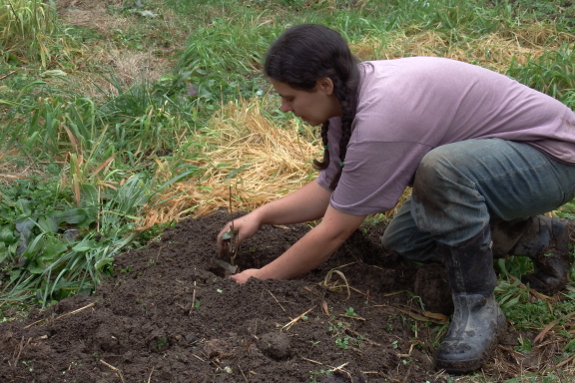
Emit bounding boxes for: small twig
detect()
[397,342,416,358]
[331,362,352,381]
[401,365,413,383]
[33,335,48,342]
[192,354,206,362]
[147,366,155,383]
[535,311,575,344]
[281,308,313,331]
[301,358,352,380]
[345,329,383,347]
[155,244,167,262]
[267,290,286,312]
[189,281,197,315]
[237,364,249,383]
[557,354,575,368]
[226,186,239,264]
[348,286,369,297]
[301,357,323,365]
[24,302,96,329]
[0,71,17,81]
[11,336,30,370]
[100,360,125,383]
[363,304,389,309]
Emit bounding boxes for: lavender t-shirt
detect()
[316,57,575,215]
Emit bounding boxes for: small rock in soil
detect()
[257,331,291,360]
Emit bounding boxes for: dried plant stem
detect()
[100,360,125,383]
[24,302,96,329]
[267,289,286,312]
[147,366,155,383]
[282,308,313,331]
[189,281,197,315]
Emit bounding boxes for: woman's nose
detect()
[281,100,292,113]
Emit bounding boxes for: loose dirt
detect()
[0,211,559,382]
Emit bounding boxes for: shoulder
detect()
[359,57,499,82]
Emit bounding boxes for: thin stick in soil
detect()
[345,328,383,347]
[301,358,352,380]
[237,364,249,383]
[281,308,313,331]
[401,365,413,383]
[9,336,30,371]
[147,366,155,383]
[267,289,286,312]
[301,357,323,365]
[23,302,96,329]
[220,185,239,265]
[188,281,197,315]
[100,359,126,383]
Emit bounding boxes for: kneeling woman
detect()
[217,24,575,374]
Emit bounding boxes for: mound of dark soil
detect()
[0,211,531,382]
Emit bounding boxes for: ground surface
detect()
[0,211,556,383]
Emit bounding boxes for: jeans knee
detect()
[413,149,454,201]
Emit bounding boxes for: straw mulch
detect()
[139,97,322,229]
[352,25,574,72]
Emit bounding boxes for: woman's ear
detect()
[316,77,334,95]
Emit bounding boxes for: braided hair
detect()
[264,24,360,190]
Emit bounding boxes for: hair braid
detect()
[313,121,331,170]
[329,75,355,190]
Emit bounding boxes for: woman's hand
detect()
[230,268,262,284]
[216,180,331,258]
[216,213,262,257]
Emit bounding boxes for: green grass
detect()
[0,0,58,66]
[508,44,575,101]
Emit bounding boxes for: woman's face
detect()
[270,78,341,126]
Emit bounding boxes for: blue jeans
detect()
[382,139,575,262]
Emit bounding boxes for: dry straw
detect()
[139,97,320,229]
[352,25,574,72]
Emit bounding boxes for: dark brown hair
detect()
[264,24,359,189]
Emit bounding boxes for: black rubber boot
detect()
[435,226,506,374]
[491,216,571,293]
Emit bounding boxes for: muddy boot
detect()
[516,216,570,293]
[491,216,571,293]
[435,226,506,374]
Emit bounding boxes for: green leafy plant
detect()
[515,335,532,354]
[309,369,332,383]
[0,174,151,306]
[157,336,167,350]
[335,335,350,349]
[344,307,358,317]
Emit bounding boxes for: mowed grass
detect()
[1,1,575,380]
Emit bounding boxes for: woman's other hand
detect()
[230,268,262,284]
